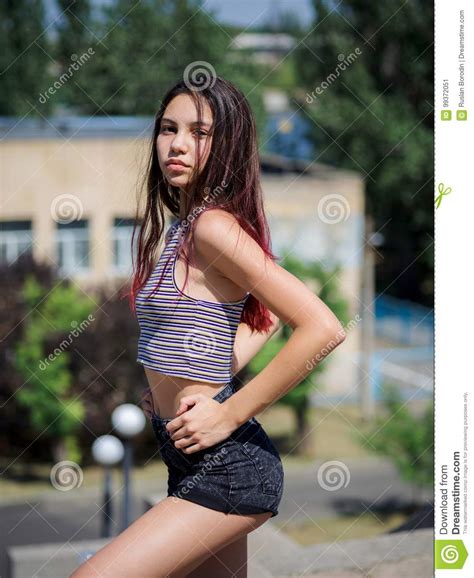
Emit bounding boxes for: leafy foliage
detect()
[356,384,434,489]
[293,0,434,304]
[0,0,54,115]
[1,255,152,467]
[14,275,96,462]
[46,0,265,124]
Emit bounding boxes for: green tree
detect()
[356,384,434,497]
[0,0,54,116]
[248,255,350,454]
[293,1,433,304]
[1,255,155,468]
[61,0,264,119]
[14,275,96,463]
[51,0,94,112]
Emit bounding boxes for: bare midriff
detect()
[144,367,228,419]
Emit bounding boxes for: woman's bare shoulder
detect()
[192,208,245,242]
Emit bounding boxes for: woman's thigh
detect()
[186,535,247,578]
[70,496,272,578]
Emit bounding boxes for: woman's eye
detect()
[159,126,207,137]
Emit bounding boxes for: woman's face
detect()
[157,93,213,191]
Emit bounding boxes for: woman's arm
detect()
[232,312,281,375]
[193,209,346,428]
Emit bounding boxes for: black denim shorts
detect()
[150,380,284,517]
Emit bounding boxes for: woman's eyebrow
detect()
[161,117,212,127]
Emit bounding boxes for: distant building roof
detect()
[0,115,154,140]
[230,32,296,51]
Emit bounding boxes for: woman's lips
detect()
[167,163,188,171]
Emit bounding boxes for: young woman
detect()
[71,75,346,578]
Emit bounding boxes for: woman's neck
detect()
[178,187,189,220]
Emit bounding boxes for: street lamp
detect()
[111,404,146,530]
[91,435,124,538]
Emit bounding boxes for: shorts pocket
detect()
[240,429,284,497]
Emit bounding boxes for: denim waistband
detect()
[151,380,237,437]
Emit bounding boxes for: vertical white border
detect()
[435,0,473,574]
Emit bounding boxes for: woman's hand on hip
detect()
[166,393,238,454]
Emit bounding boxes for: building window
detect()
[0,220,33,264]
[111,217,138,276]
[56,220,90,276]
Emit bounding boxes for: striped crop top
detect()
[135,222,250,383]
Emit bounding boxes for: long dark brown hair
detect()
[127,75,279,333]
